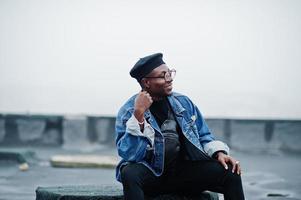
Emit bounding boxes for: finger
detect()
[146,93,151,100]
[231,159,237,173]
[236,162,241,175]
[219,158,228,170]
[233,160,240,174]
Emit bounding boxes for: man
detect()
[115,53,245,200]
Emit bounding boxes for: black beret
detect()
[130,53,165,82]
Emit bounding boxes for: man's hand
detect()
[216,152,241,175]
[134,91,153,123]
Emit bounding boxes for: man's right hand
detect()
[134,91,153,123]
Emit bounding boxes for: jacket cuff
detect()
[203,140,230,157]
[125,115,155,146]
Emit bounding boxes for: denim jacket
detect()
[115,92,229,182]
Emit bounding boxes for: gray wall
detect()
[0,114,300,154]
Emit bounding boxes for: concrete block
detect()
[0,115,63,146]
[2,115,20,144]
[0,151,26,163]
[41,117,63,145]
[0,149,35,171]
[0,118,5,142]
[206,119,228,143]
[230,120,267,152]
[63,116,89,150]
[273,121,301,153]
[95,118,111,143]
[41,129,61,145]
[17,118,45,142]
[50,155,119,168]
[97,118,115,145]
[87,117,116,145]
[35,185,219,200]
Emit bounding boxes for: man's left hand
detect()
[216,152,241,175]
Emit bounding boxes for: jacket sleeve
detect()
[115,108,155,162]
[188,98,230,157]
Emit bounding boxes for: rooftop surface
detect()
[0,146,300,200]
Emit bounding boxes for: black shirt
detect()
[149,98,169,127]
[150,98,211,165]
[150,98,181,170]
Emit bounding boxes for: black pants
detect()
[120,159,245,200]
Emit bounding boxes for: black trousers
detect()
[120,159,245,200]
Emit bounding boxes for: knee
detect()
[120,165,135,184]
[120,164,142,185]
[225,169,242,185]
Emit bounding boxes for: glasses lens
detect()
[165,69,176,81]
[170,69,176,79]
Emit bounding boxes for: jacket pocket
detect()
[185,119,199,139]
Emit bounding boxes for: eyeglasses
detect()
[145,69,176,81]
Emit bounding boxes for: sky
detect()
[0,0,300,119]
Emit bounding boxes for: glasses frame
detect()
[145,69,176,81]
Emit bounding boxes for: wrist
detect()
[214,151,227,159]
[133,109,145,125]
[134,108,144,116]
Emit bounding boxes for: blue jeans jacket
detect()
[115,92,229,182]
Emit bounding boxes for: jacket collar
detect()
[142,93,186,119]
[167,94,185,117]
[144,110,152,119]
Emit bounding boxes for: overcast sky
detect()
[0,0,300,119]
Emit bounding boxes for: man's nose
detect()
[166,78,173,83]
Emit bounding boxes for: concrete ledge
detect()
[0,149,33,171]
[50,155,119,168]
[35,185,219,200]
[0,151,27,163]
[2,114,300,154]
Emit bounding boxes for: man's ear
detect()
[141,78,150,89]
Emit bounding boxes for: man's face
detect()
[142,64,174,98]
